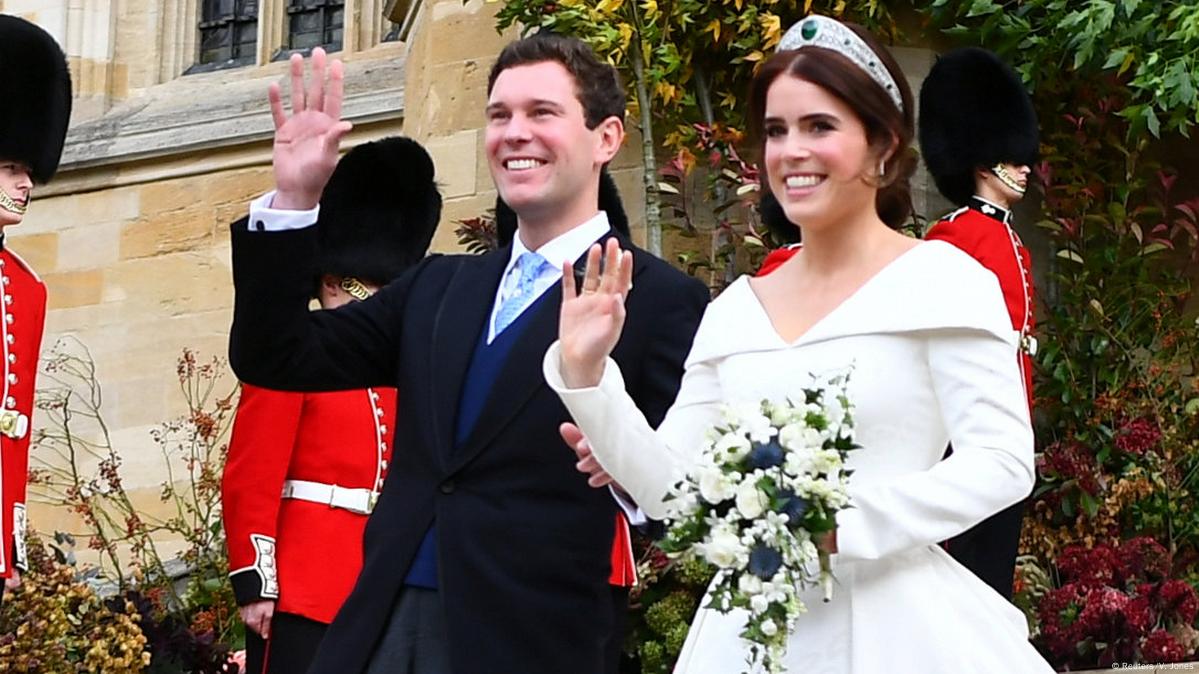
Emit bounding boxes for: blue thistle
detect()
[778,490,810,525]
[748,439,785,470]
[748,545,784,580]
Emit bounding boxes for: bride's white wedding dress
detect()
[544,241,1054,673]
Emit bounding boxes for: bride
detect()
[542,15,1055,674]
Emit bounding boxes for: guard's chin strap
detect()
[0,188,27,217]
[990,164,1026,196]
[339,276,374,302]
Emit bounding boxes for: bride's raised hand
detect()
[268,47,354,210]
[558,238,633,388]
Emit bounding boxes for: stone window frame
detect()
[171,0,406,78]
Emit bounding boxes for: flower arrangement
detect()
[1032,537,1199,669]
[658,373,857,674]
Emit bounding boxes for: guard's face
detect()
[762,75,879,232]
[990,162,1030,202]
[0,161,33,226]
[485,61,613,225]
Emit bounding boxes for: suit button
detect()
[440,481,454,495]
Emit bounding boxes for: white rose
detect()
[697,467,736,504]
[750,593,770,615]
[760,619,778,637]
[735,479,767,519]
[702,523,744,569]
[738,573,763,595]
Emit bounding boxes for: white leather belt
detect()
[281,479,378,515]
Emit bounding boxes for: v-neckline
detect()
[742,242,927,347]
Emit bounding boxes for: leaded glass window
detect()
[286,0,345,53]
[197,0,259,68]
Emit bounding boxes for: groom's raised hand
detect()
[269,47,353,210]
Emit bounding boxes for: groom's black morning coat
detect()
[229,217,709,674]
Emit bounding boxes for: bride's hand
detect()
[558,238,633,388]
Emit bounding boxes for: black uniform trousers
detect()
[245,611,327,674]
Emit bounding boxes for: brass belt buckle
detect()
[1021,334,1039,356]
[0,410,27,439]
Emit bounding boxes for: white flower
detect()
[735,478,767,519]
[729,402,776,443]
[738,574,763,595]
[760,619,778,637]
[750,594,771,614]
[714,432,751,462]
[665,491,700,519]
[701,523,745,569]
[824,398,847,427]
[779,423,823,452]
[697,467,736,504]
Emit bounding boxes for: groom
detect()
[228,34,709,674]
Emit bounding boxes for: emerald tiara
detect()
[777,15,905,113]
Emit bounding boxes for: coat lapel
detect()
[446,230,641,474]
[430,248,510,470]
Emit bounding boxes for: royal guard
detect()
[0,15,72,603]
[222,136,441,674]
[918,46,1040,600]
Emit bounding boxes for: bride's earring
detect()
[878,159,886,178]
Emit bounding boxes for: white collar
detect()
[506,211,612,276]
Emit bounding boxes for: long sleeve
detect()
[834,327,1034,562]
[543,342,724,521]
[222,383,304,604]
[228,215,428,392]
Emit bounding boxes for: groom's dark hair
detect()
[487,33,626,130]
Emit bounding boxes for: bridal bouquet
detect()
[658,373,858,674]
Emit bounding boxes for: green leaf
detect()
[1103,48,1130,69]
[1144,105,1161,137]
[1057,249,1085,263]
[1080,491,1101,518]
[966,0,1001,17]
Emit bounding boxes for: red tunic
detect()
[222,384,396,623]
[0,247,46,578]
[924,203,1036,410]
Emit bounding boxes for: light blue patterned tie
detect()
[495,251,549,334]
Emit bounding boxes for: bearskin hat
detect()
[494,168,629,247]
[0,15,73,183]
[918,47,1039,206]
[316,136,442,285]
[758,190,801,245]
